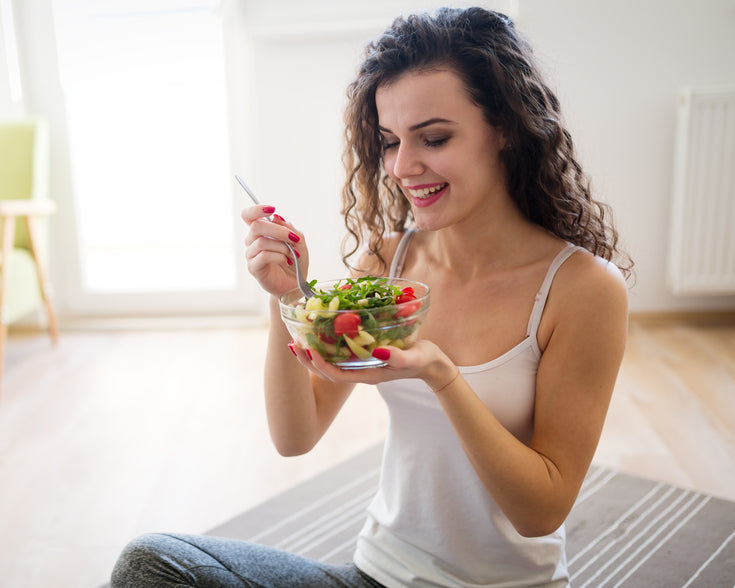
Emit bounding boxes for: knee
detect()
[111,533,174,588]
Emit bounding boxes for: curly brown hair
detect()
[341,7,632,278]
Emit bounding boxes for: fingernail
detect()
[286,257,293,266]
[372,348,390,361]
[294,249,300,258]
[288,231,300,243]
[273,214,286,222]
[263,206,275,214]
[288,342,297,356]
[305,349,313,360]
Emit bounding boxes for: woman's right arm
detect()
[264,297,355,455]
[242,205,355,456]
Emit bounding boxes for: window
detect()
[52,0,244,312]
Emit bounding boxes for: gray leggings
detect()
[110,533,386,588]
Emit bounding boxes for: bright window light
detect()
[1,0,23,102]
[51,0,233,293]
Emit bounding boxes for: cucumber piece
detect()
[343,335,372,359]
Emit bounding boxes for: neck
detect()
[424,204,548,279]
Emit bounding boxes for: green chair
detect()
[0,117,58,397]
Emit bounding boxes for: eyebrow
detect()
[379,117,457,134]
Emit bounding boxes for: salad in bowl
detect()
[279,277,430,369]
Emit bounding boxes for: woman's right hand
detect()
[242,205,309,298]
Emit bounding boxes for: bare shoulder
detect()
[350,231,407,277]
[558,247,626,290]
[549,250,628,312]
[540,248,629,346]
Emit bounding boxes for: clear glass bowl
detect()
[279,278,430,369]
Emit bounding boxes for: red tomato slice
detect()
[333,312,361,338]
[395,300,421,318]
[395,293,417,304]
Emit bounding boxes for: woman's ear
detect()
[496,127,512,152]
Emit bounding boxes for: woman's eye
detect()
[380,134,448,152]
[424,136,449,148]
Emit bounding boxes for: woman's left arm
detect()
[433,255,629,537]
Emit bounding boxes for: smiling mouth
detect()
[406,183,448,199]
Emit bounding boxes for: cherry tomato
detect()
[396,292,417,305]
[333,312,361,338]
[395,300,421,318]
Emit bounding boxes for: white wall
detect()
[518,0,735,311]
[3,0,735,315]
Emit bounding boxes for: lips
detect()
[405,182,448,198]
[404,182,448,208]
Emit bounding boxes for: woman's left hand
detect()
[288,339,457,391]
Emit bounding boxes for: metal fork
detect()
[236,174,316,298]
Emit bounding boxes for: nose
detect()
[390,143,424,180]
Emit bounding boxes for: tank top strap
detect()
[389,229,418,279]
[525,244,580,338]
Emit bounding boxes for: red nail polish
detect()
[288,343,297,356]
[286,257,293,266]
[288,231,300,243]
[263,206,275,214]
[372,348,390,361]
[305,349,313,360]
[294,250,300,258]
[273,214,286,222]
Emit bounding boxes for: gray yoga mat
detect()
[102,443,735,587]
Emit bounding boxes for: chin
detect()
[414,218,448,232]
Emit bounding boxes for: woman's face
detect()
[375,68,508,231]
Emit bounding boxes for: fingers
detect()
[242,206,306,264]
[287,339,400,385]
[287,339,450,388]
[240,204,275,224]
[240,204,310,296]
[241,204,295,235]
[371,347,391,361]
[245,247,293,284]
[287,340,338,381]
[242,206,305,251]
[245,235,294,266]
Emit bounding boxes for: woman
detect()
[112,7,631,587]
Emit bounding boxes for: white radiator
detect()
[668,85,735,295]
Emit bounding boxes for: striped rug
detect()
[208,443,735,587]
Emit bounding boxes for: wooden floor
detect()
[0,316,733,588]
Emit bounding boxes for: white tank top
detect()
[354,230,579,587]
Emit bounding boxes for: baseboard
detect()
[9,313,269,333]
[11,309,734,333]
[629,309,735,326]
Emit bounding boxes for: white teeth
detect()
[408,183,447,198]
